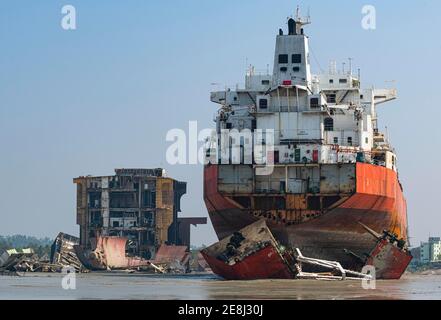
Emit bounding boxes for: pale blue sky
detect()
[0,0,440,246]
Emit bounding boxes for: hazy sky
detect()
[0,0,440,247]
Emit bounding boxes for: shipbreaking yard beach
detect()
[1,272,441,300]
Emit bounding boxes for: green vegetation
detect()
[0,235,53,257]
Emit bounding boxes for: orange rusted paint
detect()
[340,163,407,240]
[202,245,295,280]
[203,162,409,279]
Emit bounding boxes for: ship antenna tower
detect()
[289,5,311,35]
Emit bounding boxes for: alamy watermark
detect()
[61,5,77,30]
[361,265,376,289]
[165,121,275,175]
[361,5,376,30]
[61,266,76,290]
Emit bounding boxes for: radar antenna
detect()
[295,5,311,26]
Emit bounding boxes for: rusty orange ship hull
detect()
[204,162,409,275]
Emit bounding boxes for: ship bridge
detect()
[209,11,399,173]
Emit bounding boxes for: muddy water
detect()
[0,272,440,300]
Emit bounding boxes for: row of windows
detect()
[280,66,301,72]
[329,79,348,84]
[278,54,302,64]
[332,137,353,145]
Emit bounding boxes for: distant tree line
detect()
[0,235,53,257]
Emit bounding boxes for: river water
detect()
[0,272,440,300]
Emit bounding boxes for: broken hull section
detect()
[202,245,295,280]
[201,220,295,280]
[202,220,412,281]
[204,162,411,279]
[75,236,151,270]
[366,239,413,280]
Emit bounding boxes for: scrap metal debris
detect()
[152,245,191,273]
[202,219,406,281]
[0,233,88,274]
[294,248,372,281]
[201,220,296,280]
[50,232,85,272]
[0,248,61,273]
[75,236,192,274]
[190,252,210,273]
[360,223,412,279]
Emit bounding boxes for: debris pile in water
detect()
[0,233,86,274]
[1,232,210,275]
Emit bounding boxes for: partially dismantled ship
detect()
[203,12,411,279]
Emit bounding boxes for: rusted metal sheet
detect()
[154,245,189,264]
[155,178,174,245]
[360,224,412,280]
[356,162,397,198]
[75,236,151,270]
[320,164,355,194]
[204,165,239,212]
[366,239,412,279]
[218,165,253,194]
[153,245,190,273]
[340,163,408,239]
[201,220,296,280]
[286,195,307,210]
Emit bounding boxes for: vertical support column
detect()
[101,177,109,231]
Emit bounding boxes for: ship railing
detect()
[294,249,373,281]
[252,106,315,113]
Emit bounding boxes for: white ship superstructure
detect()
[210,15,399,183]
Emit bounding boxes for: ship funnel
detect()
[288,18,296,35]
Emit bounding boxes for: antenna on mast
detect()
[290,5,311,35]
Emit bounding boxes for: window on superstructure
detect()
[292,54,302,63]
[262,80,270,85]
[339,79,348,84]
[324,118,334,131]
[278,54,288,64]
[334,137,339,144]
[310,97,319,108]
[293,66,300,72]
[326,94,336,104]
[259,99,268,109]
[347,137,353,146]
[329,79,334,84]
[280,67,287,72]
